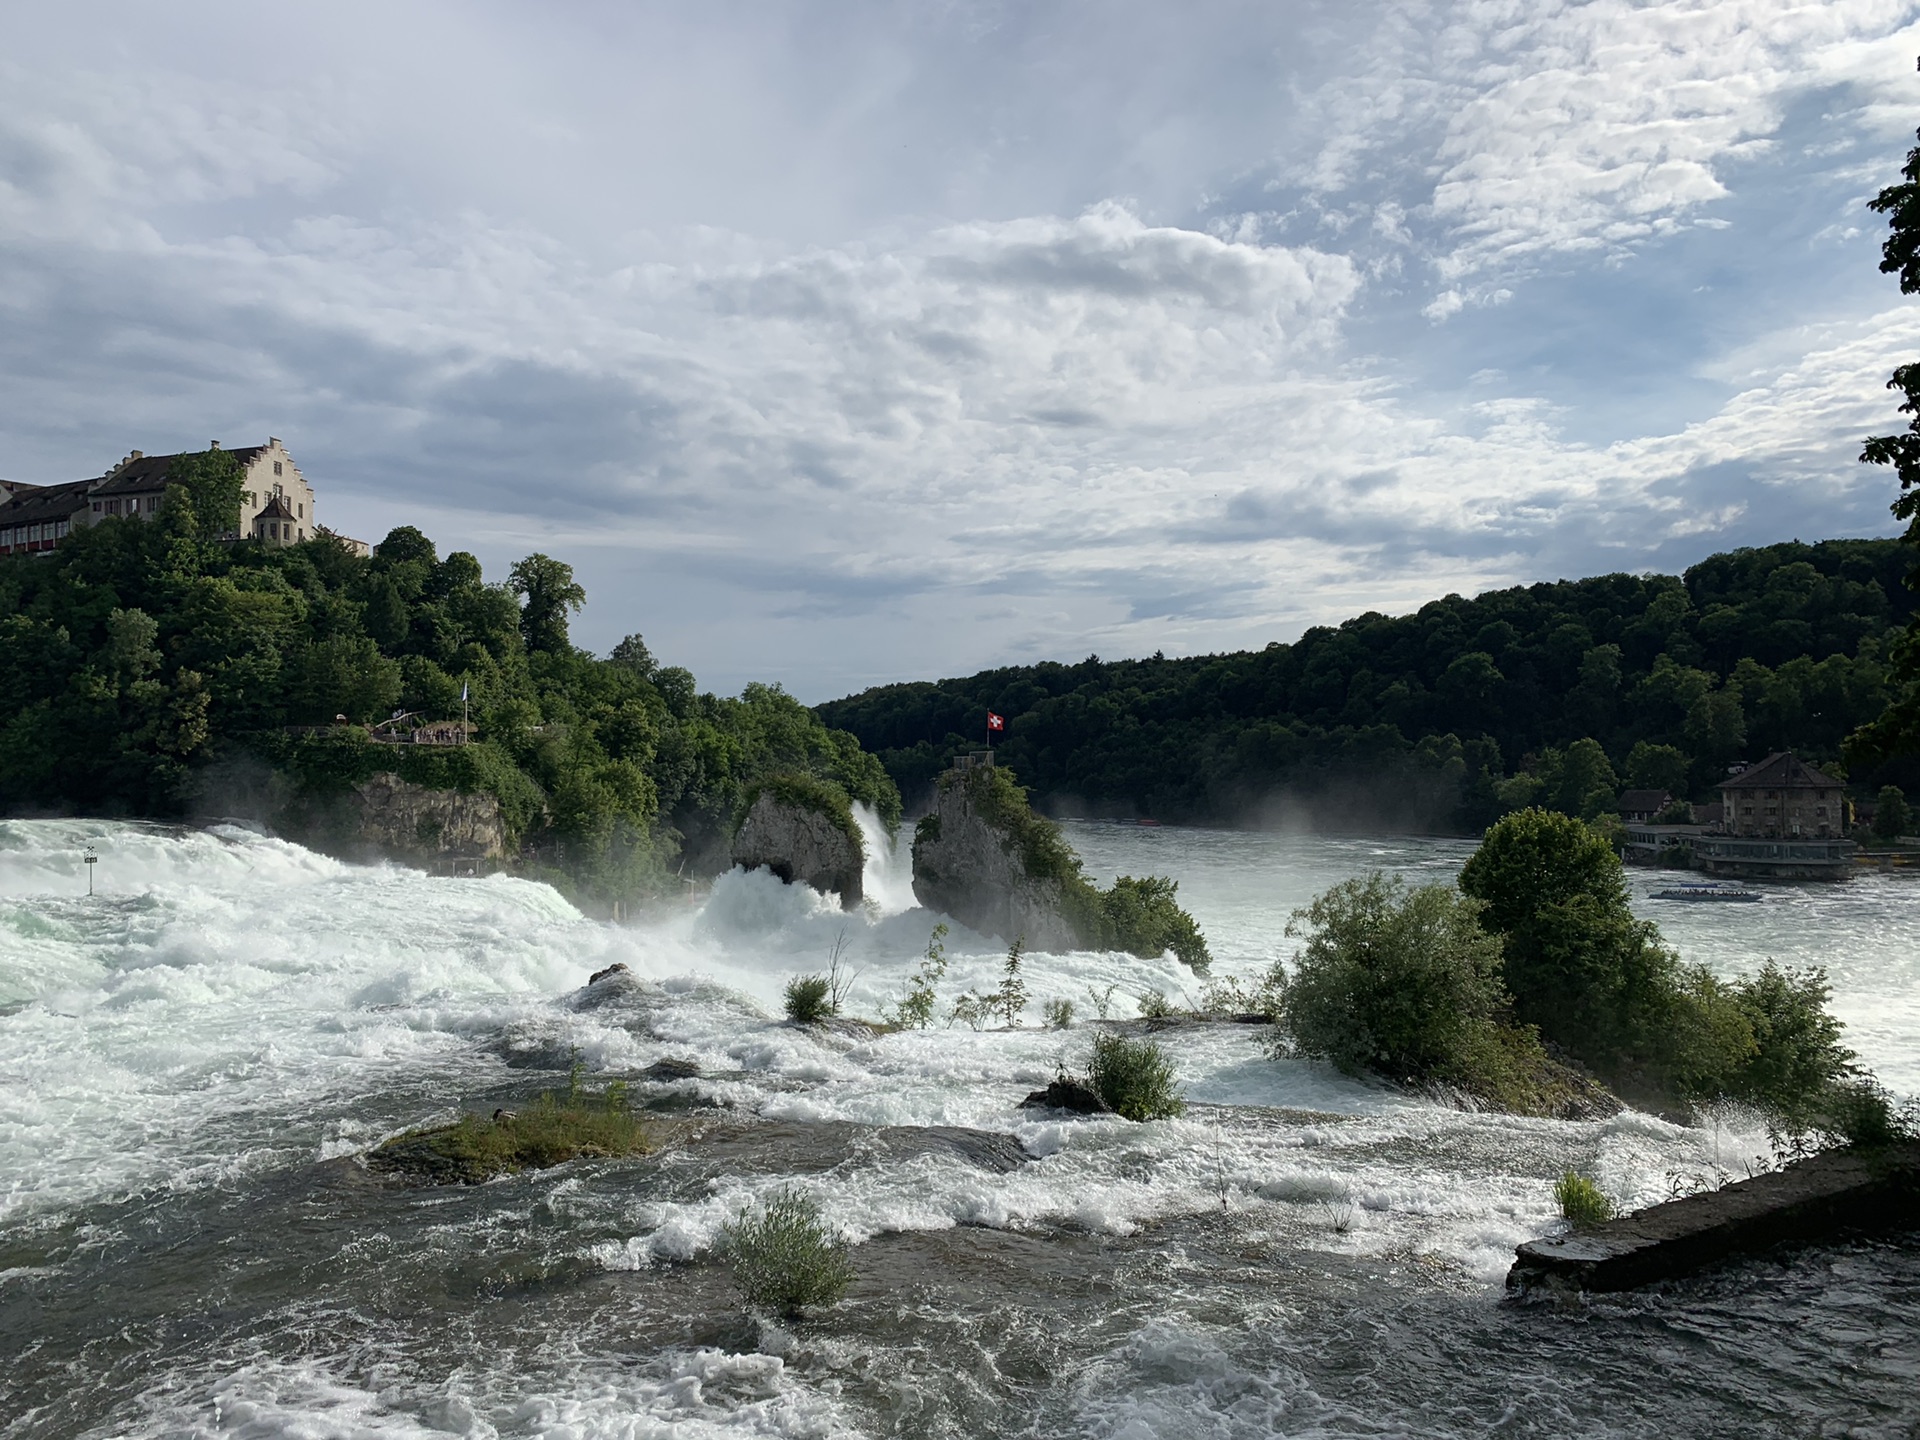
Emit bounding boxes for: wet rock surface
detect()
[1509,1140,1920,1293]
[1018,1079,1114,1116]
[730,790,864,908]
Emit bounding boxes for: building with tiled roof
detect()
[1691,751,1855,881]
[0,438,367,556]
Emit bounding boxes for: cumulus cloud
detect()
[0,5,1916,696]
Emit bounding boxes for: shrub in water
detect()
[1279,873,1505,1082]
[1553,1172,1614,1229]
[784,974,836,1025]
[1086,1032,1185,1121]
[893,923,949,1029]
[1043,997,1075,1030]
[721,1187,854,1315]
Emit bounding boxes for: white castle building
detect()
[0,439,368,557]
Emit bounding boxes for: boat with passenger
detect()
[1650,882,1762,902]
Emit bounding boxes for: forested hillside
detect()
[818,540,1916,830]
[0,449,897,902]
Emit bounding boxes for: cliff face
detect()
[352,773,508,861]
[910,768,1083,951]
[730,790,865,909]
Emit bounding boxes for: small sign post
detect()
[83,845,97,896]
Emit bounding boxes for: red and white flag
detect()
[986,711,1006,733]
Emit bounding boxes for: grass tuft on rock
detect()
[722,1187,854,1315]
[368,1066,649,1185]
[1553,1172,1614,1229]
[1086,1032,1185,1121]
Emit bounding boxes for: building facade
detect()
[0,439,367,556]
[1693,752,1856,881]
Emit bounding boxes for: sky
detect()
[3,1,1919,701]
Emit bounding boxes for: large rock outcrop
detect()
[352,773,508,860]
[910,764,1084,951]
[731,782,865,909]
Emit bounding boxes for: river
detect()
[0,815,1915,1438]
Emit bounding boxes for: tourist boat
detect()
[1650,883,1762,902]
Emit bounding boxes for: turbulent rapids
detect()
[2,816,1917,1438]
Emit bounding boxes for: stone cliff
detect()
[352,773,509,861]
[910,764,1085,951]
[730,781,865,909]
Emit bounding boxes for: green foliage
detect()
[1872,784,1912,841]
[1085,1032,1185,1121]
[508,553,586,655]
[892,923,948,1029]
[1101,875,1212,971]
[0,511,899,912]
[946,937,1030,1029]
[1725,963,1856,1125]
[1136,988,1175,1021]
[1043,997,1075,1029]
[721,1188,854,1315]
[1459,810,1866,1116]
[994,938,1028,1027]
[819,539,1912,828]
[1276,874,1506,1083]
[1625,740,1692,795]
[1553,1172,1614,1229]
[164,448,246,538]
[783,973,837,1025]
[368,1065,648,1185]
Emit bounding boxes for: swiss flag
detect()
[987,711,1006,732]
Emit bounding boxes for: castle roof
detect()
[1720,753,1841,791]
[0,480,93,524]
[91,446,269,496]
[256,494,295,520]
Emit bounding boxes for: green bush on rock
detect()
[1086,1032,1185,1121]
[1554,1172,1614,1229]
[1268,871,1613,1117]
[721,1188,854,1315]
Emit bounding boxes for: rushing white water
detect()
[1,814,1915,1439]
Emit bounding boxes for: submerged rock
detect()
[730,780,865,909]
[643,1056,702,1081]
[1018,1079,1115,1116]
[588,962,630,986]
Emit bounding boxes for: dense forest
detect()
[0,449,897,904]
[818,539,1919,830]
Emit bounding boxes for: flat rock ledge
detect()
[1508,1140,1920,1296]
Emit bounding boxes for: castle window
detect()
[274,461,283,476]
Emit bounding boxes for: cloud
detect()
[0,6,1916,698]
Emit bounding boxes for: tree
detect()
[610,633,657,678]
[1625,740,1691,795]
[1278,874,1506,1081]
[163,448,245,538]
[509,554,587,654]
[1872,783,1912,842]
[375,525,437,567]
[1457,809,1650,1046]
[1850,121,1920,763]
